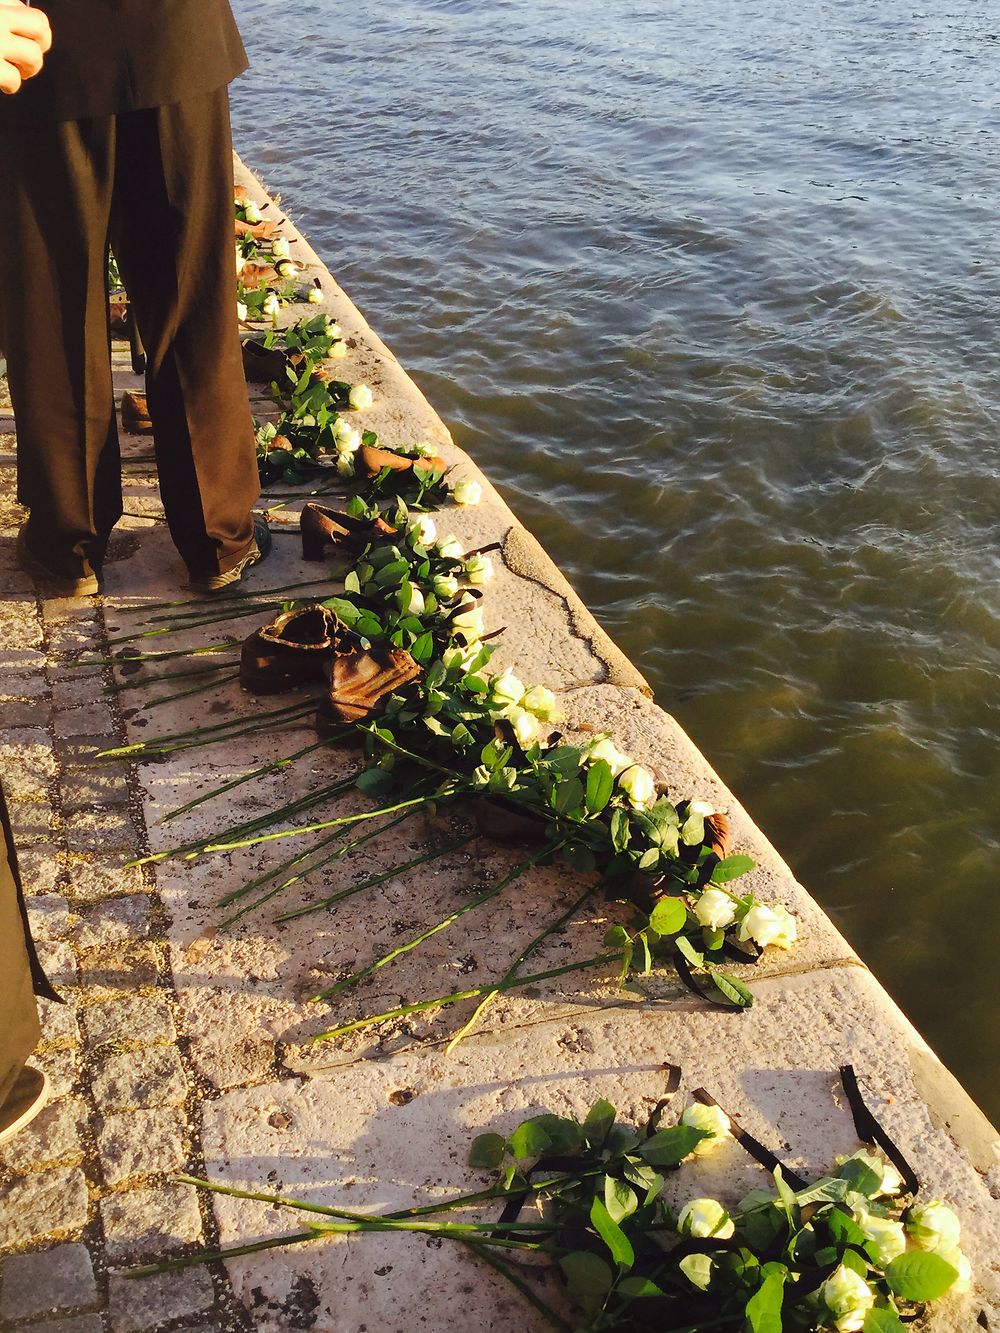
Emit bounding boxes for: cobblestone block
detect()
[96,1107,187,1186]
[0,699,49,726]
[36,939,77,989]
[52,702,117,741]
[38,995,81,1045]
[74,894,155,949]
[63,808,139,855]
[60,767,133,808]
[28,894,72,940]
[16,842,64,895]
[25,1319,104,1333]
[1,601,44,652]
[101,1182,203,1262]
[7,799,58,844]
[55,734,123,768]
[50,674,110,711]
[0,1168,89,1247]
[90,1044,187,1111]
[67,857,146,903]
[82,992,176,1049]
[107,1266,215,1333]
[0,1095,87,1174]
[0,671,49,699]
[77,943,163,994]
[0,728,57,798]
[0,1242,97,1322]
[36,1045,81,1098]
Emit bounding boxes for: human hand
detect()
[0,1,52,95]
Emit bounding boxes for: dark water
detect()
[229,0,1000,1121]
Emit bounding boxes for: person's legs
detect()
[0,116,122,582]
[110,87,260,579]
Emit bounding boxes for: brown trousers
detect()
[0,783,58,1109]
[0,86,259,581]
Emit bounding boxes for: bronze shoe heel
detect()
[356,444,447,479]
[316,646,423,735]
[240,603,346,695]
[121,389,153,434]
[241,339,290,385]
[300,503,397,561]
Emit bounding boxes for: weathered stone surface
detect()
[82,992,176,1049]
[107,1267,216,1333]
[15,841,64,895]
[26,1318,104,1333]
[89,1043,187,1112]
[35,939,77,989]
[36,1045,81,1098]
[28,893,72,940]
[63,808,139,855]
[0,1242,97,1321]
[96,1107,187,1186]
[0,1095,87,1174]
[59,766,133,808]
[52,701,117,740]
[77,943,163,995]
[67,857,146,903]
[73,894,155,948]
[0,1168,89,1247]
[37,994,81,1045]
[100,1182,203,1262]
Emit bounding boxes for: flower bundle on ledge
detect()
[129,1068,971,1332]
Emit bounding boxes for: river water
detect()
[229,0,1000,1122]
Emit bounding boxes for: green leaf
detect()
[825,1210,866,1249]
[739,1201,786,1251]
[589,1195,635,1269]
[603,1175,638,1224]
[710,854,756,884]
[610,808,631,852]
[636,1124,707,1167]
[884,1250,959,1302]
[585,759,614,814]
[409,631,434,664]
[835,1157,884,1198]
[842,1247,868,1278]
[583,1098,616,1149]
[508,1119,553,1160]
[680,813,706,847]
[468,1133,506,1169]
[745,1263,787,1333]
[343,570,361,595]
[708,968,754,1008]
[563,842,597,875]
[675,935,704,968]
[528,1114,584,1156]
[559,1252,613,1321]
[552,776,585,815]
[637,847,660,873]
[649,897,686,936]
[616,1275,667,1299]
[603,924,630,949]
[863,1310,906,1333]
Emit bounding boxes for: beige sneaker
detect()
[0,1066,50,1145]
[17,527,100,597]
[187,515,272,595]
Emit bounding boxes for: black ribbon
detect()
[839,1064,920,1197]
[691,1087,810,1191]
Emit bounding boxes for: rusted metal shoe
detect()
[356,444,447,479]
[240,602,349,695]
[316,646,423,734]
[241,339,289,385]
[121,389,152,434]
[300,503,396,562]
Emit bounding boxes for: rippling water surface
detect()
[230,0,1000,1120]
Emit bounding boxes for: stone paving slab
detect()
[0,155,998,1333]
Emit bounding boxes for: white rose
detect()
[235,248,246,276]
[272,237,291,259]
[262,292,281,321]
[437,535,465,560]
[275,259,299,279]
[452,478,482,506]
[335,454,355,477]
[413,440,438,458]
[676,1198,734,1241]
[465,554,493,586]
[509,708,541,748]
[618,764,656,810]
[935,1247,971,1293]
[348,383,373,410]
[687,799,717,818]
[433,573,459,600]
[818,1265,875,1333]
[236,301,248,323]
[324,319,343,338]
[451,604,484,639]
[329,338,347,357]
[335,430,362,457]
[586,736,631,777]
[408,514,437,546]
[692,888,737,932]
[855,1210,907,1266]
[442,643,477,673]
[243,201,262,224]
[906,1201,961,1253]
[332,416,356,444]
[738,903,797,950]
[836,1151,903,1198]
[679,1102,731,1157]
[396,585,425,617]
[521,684,559,721]
[490,670,525,712]
[308,284,324,304]
[678,1253,713,1291]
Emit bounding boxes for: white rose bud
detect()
[618,764,656,810]
[818,1264,875,1333]
[413,440,438,458]
[490,670,525,712]
[687,799,717,818]
[437,535,465,560]
[408,515,437,546]
[587,736,631,777]
[855,1210,907,1267]
[433,573,459,600]
[509,708,540,748]
[451,604,484,639]
[236,301,248,323]
[906,1201,961,1253]
[275,259,299,279]
[262,292,281,321]
[678,1253,713,1291]
[676,1198,735,1241]
[464,554,493,586]
[522,684,558,721]
[235,248,246,276]
[348,383,373,410]
[935,1248,971,1294]
[308,284,324,304]
[679,1102,732,1157]
[335,429,362,457]
[332,416,356,444]
[272,237,291,259]
[335,454,355,477]
[329,338,347,357]
[324,319,343,338]
[442,643,476,673]
[692,888,737,932]
[738,903,797,950]
[243,201,262,225]
[397,585,425,616]
[452,478,482,506]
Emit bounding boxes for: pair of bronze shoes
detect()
[300,503,396,562]
[240,603,423,730]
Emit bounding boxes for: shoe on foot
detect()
[187,515,272,595]
[121,389,153,434]
[17,527,100,597]
[0,1066,50,1145]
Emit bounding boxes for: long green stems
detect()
[98,697,317,757]
[313,839,565,1001]
[275,832,475,923]
[312,950,618,1042]
[160,737,336,823]
[445,882,596,1055]
[139,670,242,710]
[103,603,279,646]
[463,1242,572,1333]
[105,660,239,694]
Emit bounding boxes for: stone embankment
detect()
[0,157,997,1332]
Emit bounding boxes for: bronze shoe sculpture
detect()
[240,603,349,695]
[241,338,291,385]
[316,646,423,734]
[356,443,447,479]
[121,389,152,434]
[300,503,396,561]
